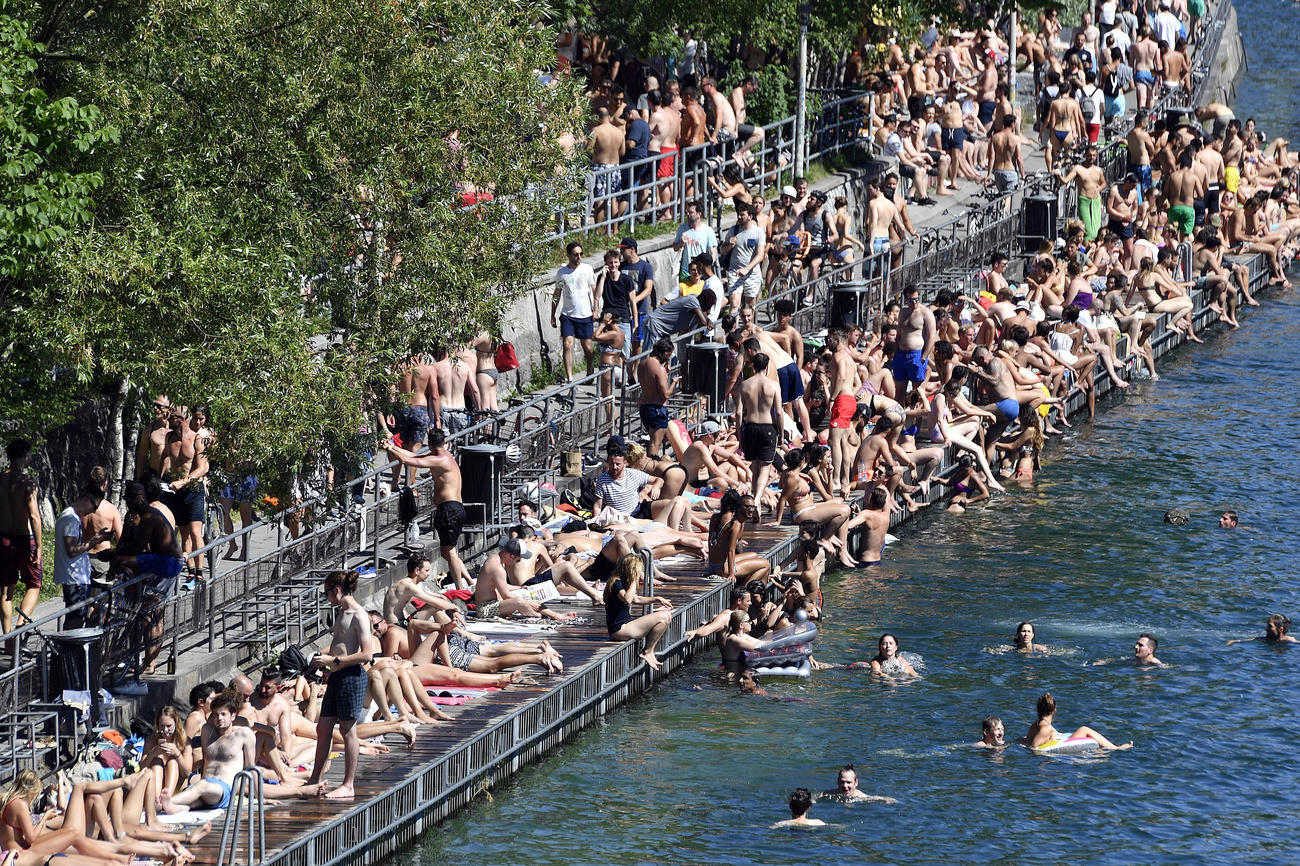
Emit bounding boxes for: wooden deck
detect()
[188,526,798,866]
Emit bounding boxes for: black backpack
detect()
[579,474,599,511]
[1102,69,1122,98]
[398,484,418,525]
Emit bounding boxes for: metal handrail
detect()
[218,767,265,866]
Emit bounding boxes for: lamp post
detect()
[794,3,813,176]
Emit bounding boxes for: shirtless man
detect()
[246,667,303,774]
[306,570,378,800]
[904,48,931,122]
[646,89,681,216]
[738,353,784,517]
[1227,613,1299,646]
[726,75,766,159]
[732,306,812,442]
[0,439,42,634]
[1045,87,1085,172]
[974,48,1000,134]
[587,106,626,226]
[135,396,172,478]
[1197,133,1226,226]
[636,338,678,459]
[680,421,749,492]
[815,331,853,493]
[473,539,575,622]
[159,694,259,813]
[385,354,438,486]
[1165,150,1200,242]
[383,429,472,590]
[865,181,906,271]
[109,480,184,675]
[383,552,460,624]
[857,487,892,566]
[818,763,897,804]
[1054,144,1106,241]
[970,345,1044,460]
[430,347,471,435]
[772,789,825,829]
[1162,38,1189,96]
[988,115,1025,193]
[84,466,123,587]
[1105,173,1141,265]
[159,408,208,576]
[504,529,603,604]
[973,716,1005,748]
[892,286,935,397]
[1125,110,1156,194]
[678,86,708,197]
[1131,26,1161,111]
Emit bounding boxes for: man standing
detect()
[385,353,438,486]
[892,286,936,396]
[0,439,42,634]
[826,330,858,494]
[84,466,122,587]
[595,248,637,355]
[1164,149,1200,242]
[54,487,111,628]
[1055,144,1107,241]
[586,107,626,227]
[619,237,655,352]
[1131,26,1162,111]
[1126,110,1156,194]
[672,201,717,281]
[109,480,184,676]
[552,241,597,382]
[636,338,679,458]
[646,90,680,217]
[1106,173,1141,265]
[678,86,708,198]
[431,346,473,435]
[382,430,472,590]
[720,203,766,310]
[738,352,783,517]
[988,114,1026,193]
[621,106,652,216]
[159,408,209,579]
[306,570,377,800]
[135,396,172,478]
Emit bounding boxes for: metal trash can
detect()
[458,444,507,528]
[687,342,730,414]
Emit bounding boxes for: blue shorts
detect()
[321,664,367,722]
[1132,163,1152,192]
[1134,69,1156,86]
[995,398,1020,420]
[891,349,928,385]
[61,583,92,609]
[617,323,632,357]
[219,475,257,502]
[639,403,671,432]
[204,777,233,810]
[138,553,184,580]
[776,362,805,404]
[395,404,430,446]
[941,127,966,151]
[560,314,594,340]
[978,101,995,125]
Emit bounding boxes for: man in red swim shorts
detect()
[0,438,43,635]
[826,330,860,494]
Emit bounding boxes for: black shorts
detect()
[590,552,617,582]
[321,664,367,722]
[165,485,206,525]
[737,123,758,142]
[433,500,467,548]
[740,422,778,465]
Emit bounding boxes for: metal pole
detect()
[795,17,809,176]
[1008,11,1017,107]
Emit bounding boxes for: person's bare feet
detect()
[638,650,663,670]
[185,823,211,846]
[838,552,857,569]
[399,721,417,747]
[323,783,354,800]
[157,790,182,815]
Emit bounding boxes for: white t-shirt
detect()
[1100,0,1117,25]
[54,507,90,587]
[556,263,596,319]
[1076,85,1104,124]
[1152,11,1180,49]
[725,224,765,294]
[674,222,719,278]
[1103,28,1132,57]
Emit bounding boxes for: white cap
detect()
[699,420,721,436]
[781,185,797,198]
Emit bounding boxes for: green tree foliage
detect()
[2,0,583,491]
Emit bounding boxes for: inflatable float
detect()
[744,621,818,678]
[1031,736,1099,755]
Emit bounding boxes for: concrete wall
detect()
[1202,3,1247,105]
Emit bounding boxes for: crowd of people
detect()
[5,0,1300,854]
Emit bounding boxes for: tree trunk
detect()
[32,381,138,524]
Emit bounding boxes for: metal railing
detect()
[218,768,266,866]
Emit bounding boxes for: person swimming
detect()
[1022,692,1132,751]
[1226,613,1297,646]
[816,764,897,804]
[1013,621,1047,653]
[972,716,1005,748]
[869,633,918,677]
[770,788,825,829]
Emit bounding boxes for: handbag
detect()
[494,342,520,372]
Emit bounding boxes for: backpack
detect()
[579,474,600,511]
[1102,69,1121,98]
[278,644,310,679]
[1078,85,1102,119]
[398,484,418,526]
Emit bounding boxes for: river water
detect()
[397,9,1300,863]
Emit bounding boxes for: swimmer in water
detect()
[738,669,769,696]
[1023,692,1133,751]
[1091,633,1166,667]
[817,764,897,804]
[870,633,918,677]
[972,716,1005,748]
[1226,613,1297,645]
[1013,621,1047,653]
[770,788,825,829]
[1218,510,1238,528]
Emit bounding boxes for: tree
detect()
[2,0,583,498]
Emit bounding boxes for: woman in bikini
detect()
[1023,692,1132,750]
[720,610,765,677]
[995,402,1045,481]
[621,442,695,531]
[772,450,856,569]
[1136,250,1201,343]
[593,312,625,426]
[471,331,500,412]
[706,491,772,583]
[140,707,193,798]
[928,378,1005,492]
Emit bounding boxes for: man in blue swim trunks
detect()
[635,338,678,458]
[107,481,185,675]
[159,694,255,814]
[971,345,1043,463]
[891,286,935,397]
